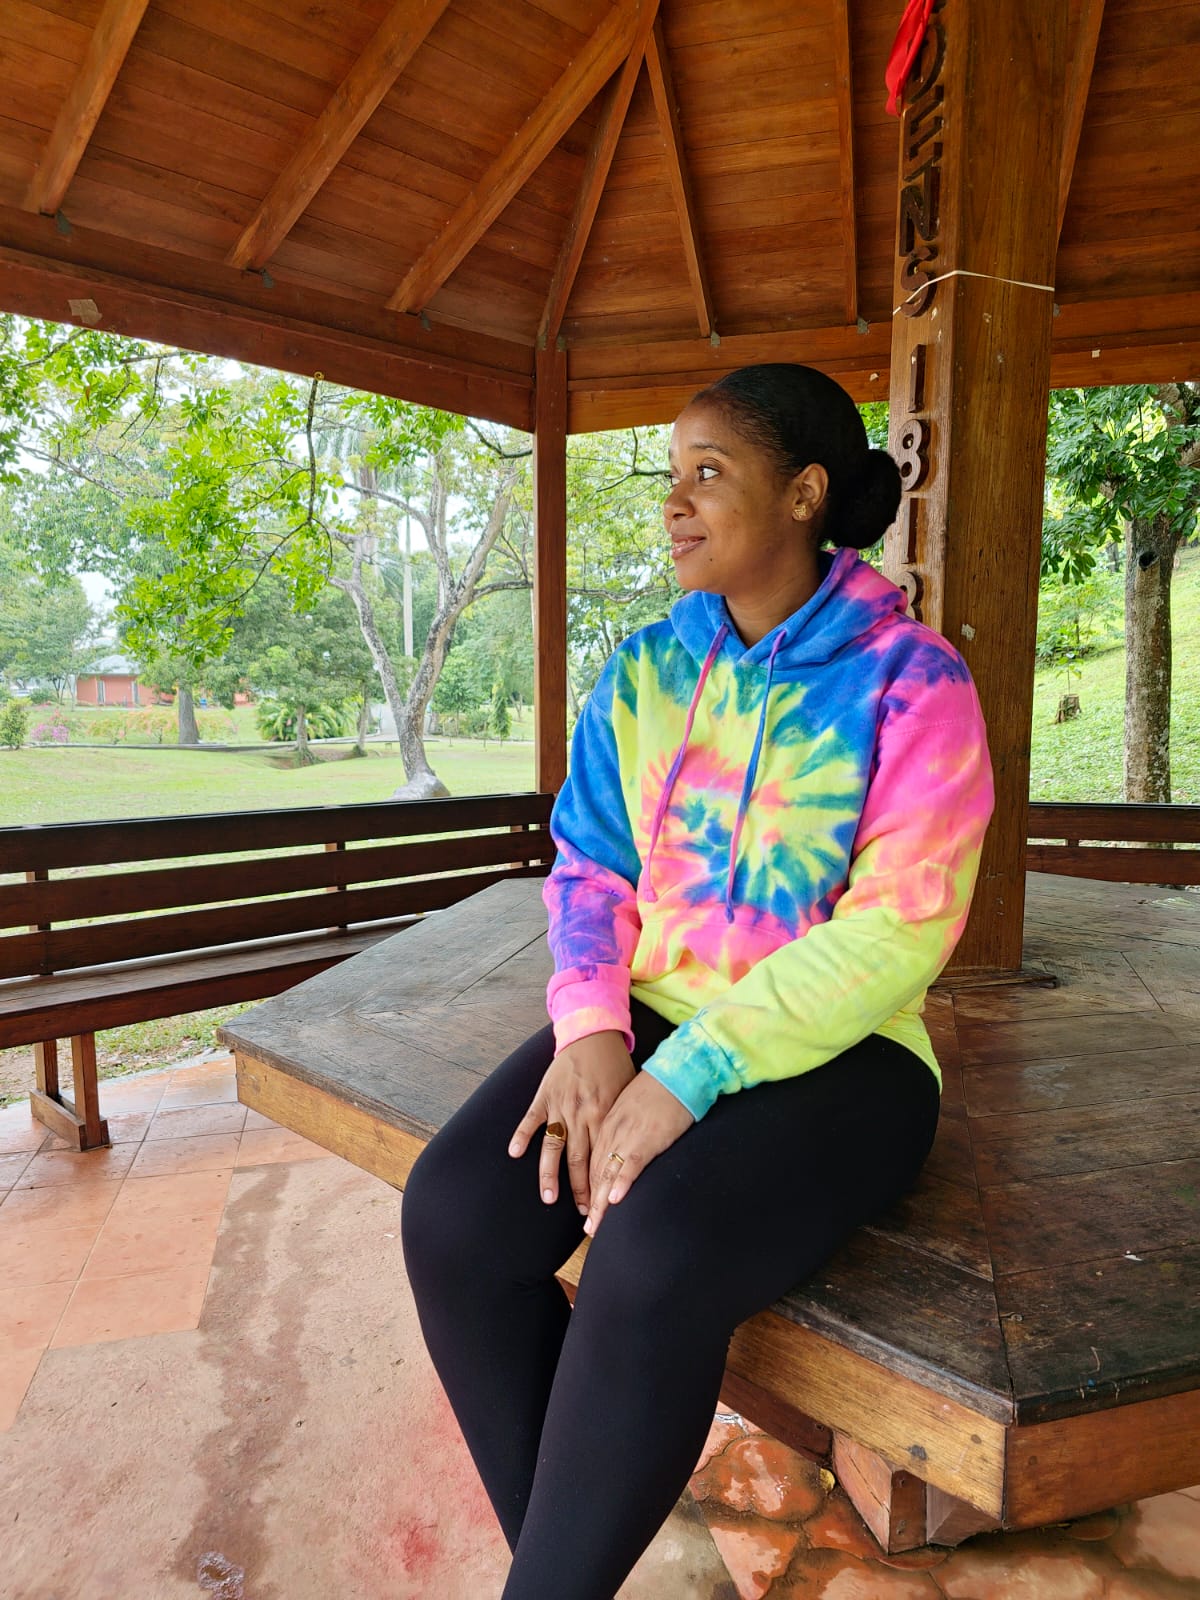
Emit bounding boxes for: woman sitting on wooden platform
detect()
[401,363,994,1600]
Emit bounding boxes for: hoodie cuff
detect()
[547,968,634,1054]
[640,1021,741,1121]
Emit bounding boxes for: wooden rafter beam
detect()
[227,0,452,273]
[645,16,713,339]
[833,0,858,325]
[539,1,661,348]
[23,0,151,216]
[388,0,646,315]
[1057,0,1105,246]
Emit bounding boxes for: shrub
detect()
[0,701,29,749]
[29,720,69,745]
[255,700,354,742]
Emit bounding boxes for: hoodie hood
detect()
[669,547,907,671]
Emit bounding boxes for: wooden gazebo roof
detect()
[1,0,1198,432]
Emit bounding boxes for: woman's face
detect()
[664,400,826,624]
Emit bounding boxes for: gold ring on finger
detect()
[544,1121,567,1146]
[606,1151,625,1168]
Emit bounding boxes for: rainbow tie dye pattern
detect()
[544,547,995,1121]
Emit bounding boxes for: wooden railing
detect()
[0,792,557,980]
[1027,802,1200,885]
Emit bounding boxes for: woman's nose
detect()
[662,482,688,527]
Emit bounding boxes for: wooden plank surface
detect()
[0,791,552,873]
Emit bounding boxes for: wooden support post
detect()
[832,1433,928,1554]
[534,345,568,795]
[34,1039,60,1100]
[30,1032,109,1150]
[884,0,1067,972]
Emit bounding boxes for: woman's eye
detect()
[696,464,718,481]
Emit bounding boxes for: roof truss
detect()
[23,0,150,217]
[538,1,661,349]
[227,0,453,273]
[388,0,648,315]
[833,0,859,325]
[1058,0,1106,245]
[645,16,713,339]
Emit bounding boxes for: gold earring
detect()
[793,505,809,521]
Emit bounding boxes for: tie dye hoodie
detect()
[543,546,994,1121]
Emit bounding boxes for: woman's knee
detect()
[401,1128,496,1283]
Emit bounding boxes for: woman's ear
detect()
[790,463,828,522]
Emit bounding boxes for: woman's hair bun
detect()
[832,448,902,550]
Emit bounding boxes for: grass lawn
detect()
[0,735,537,826]
[1029,544,1200,804]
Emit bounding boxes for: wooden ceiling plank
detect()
[539,2,661,348]
[833,0,858,325]
[23,0,151,216]
[227,0,453,273]
[1058,0,1106,245]
[388,0,646,315]
[644,16,714,337]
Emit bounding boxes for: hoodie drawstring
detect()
[643,621,786,922]
[643,623,728,903]
[724,629,785,921]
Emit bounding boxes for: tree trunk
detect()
[332,564,450,799]
[1123,512,1176,803]
[177,683,199,746]
[355,692,370,755]
[294,703,316,767]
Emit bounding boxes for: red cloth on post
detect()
[885,0,935,115]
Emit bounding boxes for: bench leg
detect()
[832,1433,999,1552]
[28,1034,110,1151]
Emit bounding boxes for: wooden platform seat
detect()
[222,873,1200,1553]
[0,794,553,1151]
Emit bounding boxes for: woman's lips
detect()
[670,536,704,559]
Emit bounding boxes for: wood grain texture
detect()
[1005,1386,1200,1524]
[831,0,858,324]
[885,0,1067,973]
[539,8,659,345]
[832,1433,927,1553]
[226,0,453,271]
[534,345,568,793]
[644,16,712,336]
[387,0,643,312]
[1058,0,1107,243]
[23,0,150,216]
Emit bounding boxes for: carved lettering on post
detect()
[890,0,947,619]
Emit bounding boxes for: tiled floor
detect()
[1,1058,1198,1599]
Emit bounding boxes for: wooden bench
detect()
[1027,800,1200,885]
[0,793,553,1150]
[222,871,1200,1553]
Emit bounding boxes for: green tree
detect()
[0,569,97,702]
[1045,385,1200,801]
[490,679,512,743]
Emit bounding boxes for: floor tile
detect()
[128,1132,241,1178]
[110,1168,233,1222]
[50,1261,211,1348]
[235,1127,334,1168]
[241,1107,279,1131]
[0,1110,47,1155]
[43,1109,155,1148]
[706,1520,803,1599]
[0,1150,34,1190]
[83,1208,221,1281]
[157,1070,237,1111]
[0,1221,100,1288]
[0,1344,44,1431]
[0,1280,74,1348]
[1109,1490,1200,1582]
[0,1178,123,1229]
[146,1102,247,1141]
[16,1143,139,1188]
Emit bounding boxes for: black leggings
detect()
[400,1000,940,1600]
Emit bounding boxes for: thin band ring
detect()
[605,1151,625,1169]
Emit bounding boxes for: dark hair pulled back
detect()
[693,363,901,550]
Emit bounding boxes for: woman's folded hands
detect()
[508,1031,694,1232]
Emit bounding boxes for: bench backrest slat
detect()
[0,866,547,979]
[0,829,551,930]
[1027,801,1200,845]
[0,792,554,873]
